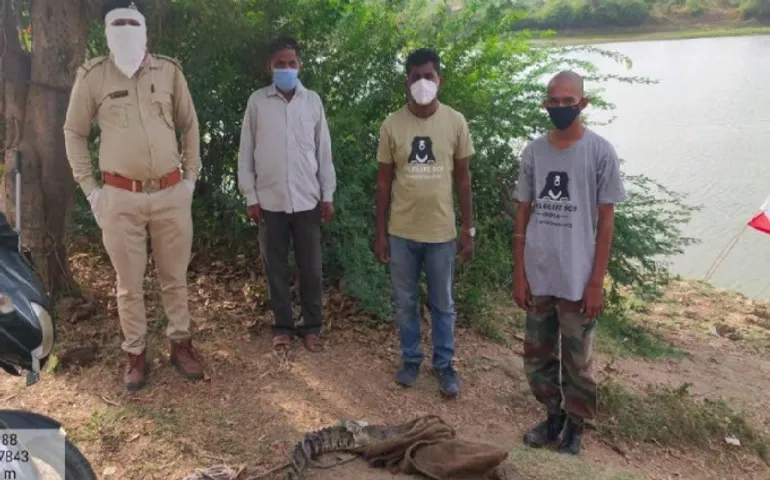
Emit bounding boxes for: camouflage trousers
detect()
[523,295,597,423]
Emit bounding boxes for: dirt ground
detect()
[2,241,770,480]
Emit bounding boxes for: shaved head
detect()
[548,70,584,98]
[543,70,589,132]
[543,70,588,110]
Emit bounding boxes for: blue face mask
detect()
[273,68,298,92]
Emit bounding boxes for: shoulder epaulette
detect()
[152,54,183,70]
[78,56,108,77]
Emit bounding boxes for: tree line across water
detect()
[513,0,770,31]
[1,0,698,332]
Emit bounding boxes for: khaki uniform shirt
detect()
[64,54,200,198]
[237,81,336,213]
[377,103,475,243]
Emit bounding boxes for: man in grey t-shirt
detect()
[512,71,627,455]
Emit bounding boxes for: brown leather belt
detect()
[102,169,181,193]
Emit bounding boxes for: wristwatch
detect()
[463,227,476,238]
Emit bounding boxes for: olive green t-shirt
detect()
[377,103,475,243]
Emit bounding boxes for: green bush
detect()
[519,0,652,30]
[77,0,696,328]
[740,0,770,19]
[682,0,705,15]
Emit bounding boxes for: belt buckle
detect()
[142,178,161,194]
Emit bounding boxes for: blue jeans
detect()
[389,235,456,370]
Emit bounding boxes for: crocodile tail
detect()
[285,425,357,480]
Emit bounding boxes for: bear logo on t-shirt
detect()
[538,171,570,202]
[407,136,436,165]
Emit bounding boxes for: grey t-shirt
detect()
[512,129,628,302]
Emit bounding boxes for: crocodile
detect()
[182,416,451,480]
[241,417,427,480]
[284,418,420,479]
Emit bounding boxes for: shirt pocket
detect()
[293,115,316,152]
[101,99,131,129]
[151,91,175,129]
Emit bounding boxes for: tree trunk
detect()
[1,0,31,217]
[0,0,97,298]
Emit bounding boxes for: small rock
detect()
[725,434,741,446]
[715,323,736,337]
[103,466,117,476]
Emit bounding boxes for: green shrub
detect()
[519,0,652,30]
[740,0,770,19]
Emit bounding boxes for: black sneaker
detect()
[436,366,460,398]
[523,411,567,448]
[394,362,420,387]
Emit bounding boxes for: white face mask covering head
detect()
[105,7,147,78]
[409,79,438,106]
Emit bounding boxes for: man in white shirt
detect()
[237,37,336,353]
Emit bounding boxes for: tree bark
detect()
[1,0,31,216]
[1,0,97,298]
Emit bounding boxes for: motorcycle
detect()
[0,152,97,479]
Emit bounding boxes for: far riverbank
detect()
[528,22,770,45]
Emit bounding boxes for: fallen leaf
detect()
[43,354,59,373]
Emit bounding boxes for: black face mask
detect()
[546,105,582,130]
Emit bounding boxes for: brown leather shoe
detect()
[169,339,204,380]
[273,334,292,351]
[124,350,149,392]
[301,333,324,352]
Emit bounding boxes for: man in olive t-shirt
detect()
[374,48,475,398]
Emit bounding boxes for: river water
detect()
[575,34,770,300]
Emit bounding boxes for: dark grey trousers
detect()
[258,205,323,336]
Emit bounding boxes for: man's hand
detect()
[513,269,531,311]
[581,283,605,318]
[374,233,390,264]
[87,188,103,228]
[184,179,196,195]
[320,201,335,224]
[247,204,262,223]
[458,231,474,263]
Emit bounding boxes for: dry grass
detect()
[636,279,770,350]
[599,380,770,467]
[507,445,643,480]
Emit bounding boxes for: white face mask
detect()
[105,8,147,78]
[410,79,438,106]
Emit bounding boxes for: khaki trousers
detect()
[96,181,193,355]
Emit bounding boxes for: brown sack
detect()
[360,415,456,472]
[400,439,509,480]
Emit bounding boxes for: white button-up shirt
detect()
[237,81,336,213]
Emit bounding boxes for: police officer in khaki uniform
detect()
[63,0,204,391]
